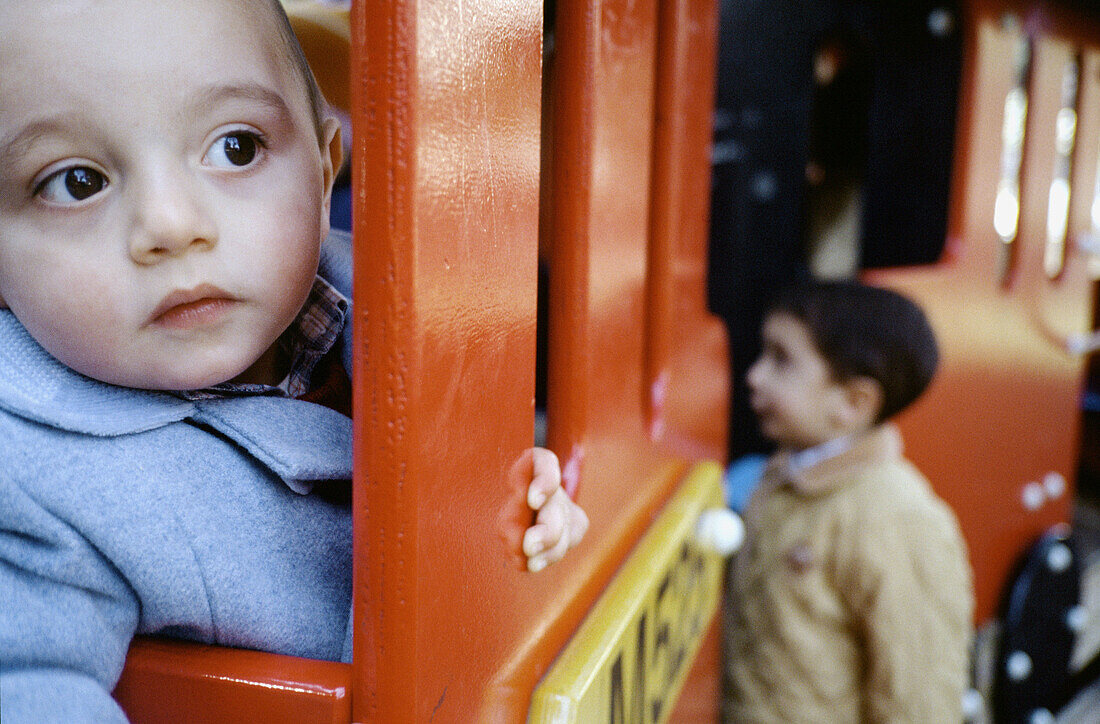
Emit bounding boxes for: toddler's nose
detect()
[129,173,216,264]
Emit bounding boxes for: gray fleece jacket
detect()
[0,232,355,723]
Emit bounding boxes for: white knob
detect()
[1006,651,1033,681]
[1029,708,1054,724]
[1022,482,1045,511]
[694,508,745,557]
[961,688,984,720]
[1046,543,1073,573]
[1043,472,1066,499]
[1067,605,1087,633]
[928,8,955,37]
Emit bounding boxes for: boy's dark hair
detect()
[768,279,939,423]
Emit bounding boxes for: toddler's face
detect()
[746,312,848,451]
[0,0,338,389]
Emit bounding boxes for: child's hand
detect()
[523,448,589,572]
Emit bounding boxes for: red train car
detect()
[107,0,1100,721]
[115,0,729,720]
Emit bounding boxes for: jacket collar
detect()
[0,310,194,436]
[189,396,352,494]
[771,423,902,496]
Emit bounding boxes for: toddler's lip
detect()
[148,284,236,328]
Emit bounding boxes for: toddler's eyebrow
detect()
[188,82,294,121]
[0,118,68,170]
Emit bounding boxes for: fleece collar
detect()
[0,310,193,436]
[771,423,902,497]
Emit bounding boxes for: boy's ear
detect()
[319,115,344,225]
[838,376,882,431]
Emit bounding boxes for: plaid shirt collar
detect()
[176,275,349,401]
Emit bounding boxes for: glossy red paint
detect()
[114,638,351,723]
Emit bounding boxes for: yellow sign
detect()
[528,462,725,724]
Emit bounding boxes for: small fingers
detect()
[527,447,562,510]
[525,529,552,572]
[522,448,587,573]
[523,524,546,561]
[525,489,588,572]
[525,489,567,556]
[528,519,573,572]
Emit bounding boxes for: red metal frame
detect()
[348,0,726,718]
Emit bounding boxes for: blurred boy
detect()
[0,1,586,720]
[724,279,973,722]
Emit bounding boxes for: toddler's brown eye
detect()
[65,168,105,200]
[222,133,257,166]
[36,165,109,204]
[204,131,264,169]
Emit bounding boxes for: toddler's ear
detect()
[320,115,343,223]
[840,376,882,430]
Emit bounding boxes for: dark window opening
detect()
[534,0,557,448]
[805,4,960,277]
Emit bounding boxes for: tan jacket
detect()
[723,424,974,723]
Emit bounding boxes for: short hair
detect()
[257,0,329,143]
[767,279,939,423]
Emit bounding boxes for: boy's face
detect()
[0,0,339,390]
[746,312,851,451]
